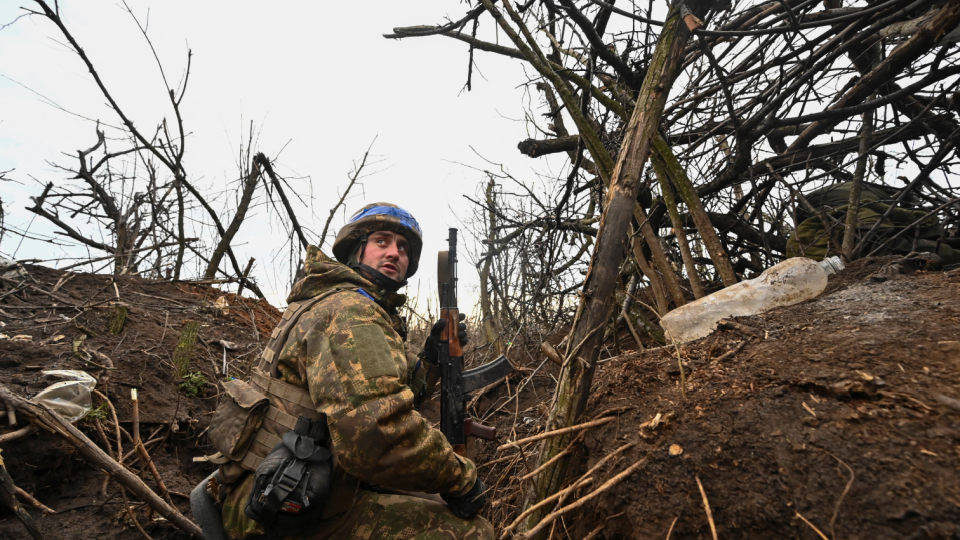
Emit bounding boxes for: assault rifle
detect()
[437,228,513,455]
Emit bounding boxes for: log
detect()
[0,384,202,538]
[519,1,710,535]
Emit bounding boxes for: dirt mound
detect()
[476,259,960,540]
[3,259,960,539]
[0,264,279,539]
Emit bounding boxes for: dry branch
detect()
[0,384,202,538]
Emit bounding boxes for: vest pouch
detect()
[245,416,332,537]
[208,379,270,461]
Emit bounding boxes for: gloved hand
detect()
[420,313,468,366]
[441,478,486,520]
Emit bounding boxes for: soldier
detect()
[215,203,493,540]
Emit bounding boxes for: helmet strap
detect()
[348,262,408,292]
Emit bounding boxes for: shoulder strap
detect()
[257,288,345,376]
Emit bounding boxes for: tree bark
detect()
[520,2,706,534]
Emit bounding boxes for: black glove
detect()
[420,314,468,366]
[442,478,486,520]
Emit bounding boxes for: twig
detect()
[0,385,202,538]
[0,449,45,540]
[522,455,650,539]
[132,389,173,504]
[795,510,830,540]
[14,486,56,514]
[713,340,748,362]
[503,442,635,538]
[673,340,687,400]
[497,416,615,452]
[825,451,855,539]
[0,424,37,443]
[696,476,718,540]
[520,433,585,481]
[665,516,679,539]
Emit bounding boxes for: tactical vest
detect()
[204,289,360,514]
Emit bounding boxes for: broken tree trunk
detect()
[0,384,203,538]
[519,2,708,534]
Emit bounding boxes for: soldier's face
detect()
[360,231,410,281]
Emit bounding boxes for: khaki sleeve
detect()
[301,293,476,496]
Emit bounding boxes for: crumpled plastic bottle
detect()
[660,256,844,343]
[33,370,98,423]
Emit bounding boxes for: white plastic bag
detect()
[33,370,97,423]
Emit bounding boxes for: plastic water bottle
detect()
[660,257,844,343]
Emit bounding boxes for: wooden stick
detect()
[497,416,615,452]
[795,511,830,540]
[15,486,56,514]
[132,389,173,505]
[520,433,586,481]
[522,456,650,539]
[0,384,202,538]
[505,442,635,537]
[696,476,718,540]
[500,478,594,539]
[0,449,45,540]
[665,516,679,540]
[0,424,37,443]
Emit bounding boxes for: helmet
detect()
[332,203,424,278]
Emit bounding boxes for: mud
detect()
[0,264,279,539]
[476,258,960,539]
[2,259,959,539]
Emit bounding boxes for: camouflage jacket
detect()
[262,246,476,496]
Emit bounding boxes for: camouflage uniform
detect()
[220,246,493,540]
[786,181,960,266]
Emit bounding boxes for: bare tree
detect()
[389,0,960,534]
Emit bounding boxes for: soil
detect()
[475,256,960,539]
[2,257,959,539]
[0,264,279,540]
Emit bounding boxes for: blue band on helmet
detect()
[349,205,423,237]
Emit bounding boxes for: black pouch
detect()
[244,416,333,537]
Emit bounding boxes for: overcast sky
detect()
[0,1,568,309]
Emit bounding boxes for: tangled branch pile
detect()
[393,0,960,344]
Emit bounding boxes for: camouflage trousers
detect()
[315,491,494,540]
[221,475,493,540]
